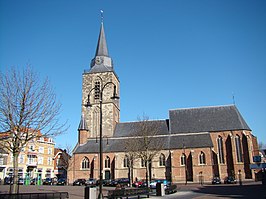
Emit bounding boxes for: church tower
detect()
[79,20,120,142]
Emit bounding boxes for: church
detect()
[68,19,259,184]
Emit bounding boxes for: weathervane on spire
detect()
[100,10,104,23]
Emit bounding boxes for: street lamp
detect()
[84,76,119,199]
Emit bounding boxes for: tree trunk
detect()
[130,165,134,187]
[11,152,19,194]
[146,161,150,188]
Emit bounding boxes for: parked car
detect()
[212,177,221,184]
[111,178,130,187]
[132,179,147,188]
[4,177,13,185]
[73,178,86,186]
[57,178,67,185]
[30,178,36,185]
[85,178,97,186]
[224,176,237,184]
[102,179,112,186]
[43,178,54,185]
[18,178,24,185]
[150,179,171,189]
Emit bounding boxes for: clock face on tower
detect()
[95,56,102,65]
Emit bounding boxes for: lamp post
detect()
[85,77,119,199]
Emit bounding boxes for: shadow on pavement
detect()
[192,184,266,199]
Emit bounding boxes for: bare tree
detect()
[124,139,139,187]
[0,66,67,193]
[124,116,165,187]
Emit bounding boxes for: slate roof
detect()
[78,114,88,130]
[95,22,109,57]
[74,105,250,154]
[113,120,169,137]
[87,22,114,74]
[169,105,250,134]
[88,64,113,74]
[74,133,213,154]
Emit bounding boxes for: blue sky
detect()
[1,0,265,150]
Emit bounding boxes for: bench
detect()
[165,184,177,194]
[107,188,150,199]
[0,192,69,199]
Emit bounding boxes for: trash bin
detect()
[85,186,97,199]
[156,182,165,196]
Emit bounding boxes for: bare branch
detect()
[0,66,68,193]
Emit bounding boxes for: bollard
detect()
[156,182,165,196]
[85,186,97,199]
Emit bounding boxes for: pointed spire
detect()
[89,11,114,73]
[78,114,88,131]
[95,20,109,57]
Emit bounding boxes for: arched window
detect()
[82,157,90,169]
[105,156,111,168]
[181,153,186,166]
[159,153,166,166]
[217,136,225,164]
[124,155,129,168]
[235,135,243,162]
[199,151,206,165]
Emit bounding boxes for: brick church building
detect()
[68,20,259,184]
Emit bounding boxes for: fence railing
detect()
[0,192,69,199]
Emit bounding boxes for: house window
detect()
[235,135,243,162]
[8,168,13,176]
[82,157,90,169]
[199,151,206,165]
[47,157,52,165]
[94,81,100,99]
[38,156,43,165]
[19,155,24,163]
[28,155,36,165]
[105,156,110,168]
[39,147,44,154]
[124,155,129,168]
[18,169,23,177]
[181,153,186,166]
[45,169,51,178]
[141,158,146,167]
[48,148,52,155]
[159,153,166,166]
[217,136,225,164]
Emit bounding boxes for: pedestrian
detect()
[199,172,203,185]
